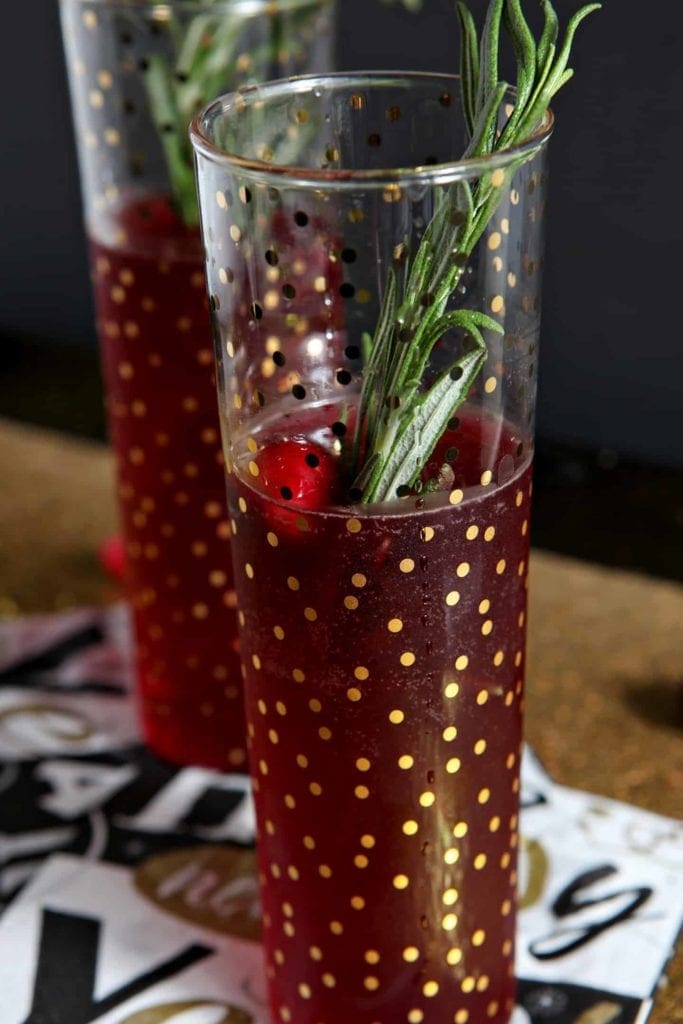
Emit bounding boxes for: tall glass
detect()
[60,0,334,768]
[192,73,550,1021]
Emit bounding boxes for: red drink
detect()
[228,406,530,1023]
[60,0,336,770]
[90,197,244,769]
[191,67,556,1024]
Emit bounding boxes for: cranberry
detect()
[99,534,126,581]
[253,439,340,531]
[421,412,523,493]
[121,195,181,235]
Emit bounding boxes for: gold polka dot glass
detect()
[191,73,551,1021]
[59,1,335,768]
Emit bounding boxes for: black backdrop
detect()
[1,0,681,466]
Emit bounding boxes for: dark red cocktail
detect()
[60,0,335,769]
[191,65,557,1024]
[227,407,528,1023]
[90,198,244,769]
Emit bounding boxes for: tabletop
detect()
[0,417,681,1022]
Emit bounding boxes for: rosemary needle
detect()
[352,0,600,504]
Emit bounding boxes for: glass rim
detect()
[190,71,554,189]
[65,0,327,14]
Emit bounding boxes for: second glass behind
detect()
[192,73,550,1022]
[60,0,334,768]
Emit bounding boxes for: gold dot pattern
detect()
[188,72,546,1022]
[228,458,531,1021]
[87,205,244,769]
[58,7,358,777]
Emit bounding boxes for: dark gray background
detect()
[1,0,681,466]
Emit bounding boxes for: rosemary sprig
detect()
[352,0,599,503]
[142,0,325,226]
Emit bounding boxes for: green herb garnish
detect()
[351,0,600,503]
[142,0,327,225]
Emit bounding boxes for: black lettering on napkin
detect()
[0,624,125,696]
[22,908,212,1024]
[528,864,653,960]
